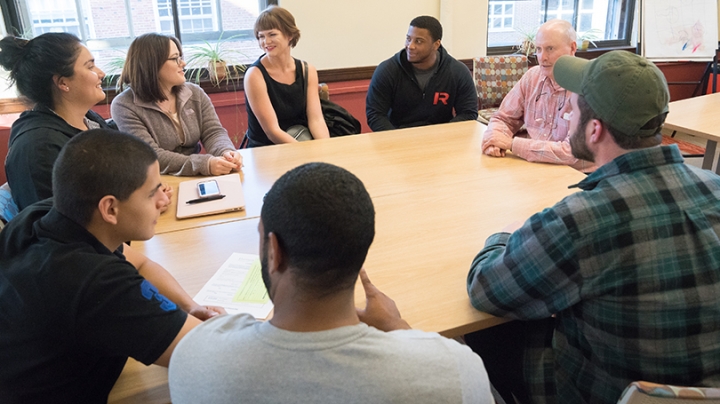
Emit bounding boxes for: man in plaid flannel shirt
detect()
[467,51,720,404]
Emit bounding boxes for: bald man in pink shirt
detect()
[482,19,595,173]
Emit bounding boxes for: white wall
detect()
[280,0,488,69]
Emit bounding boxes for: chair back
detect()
[617,381,720,404]
[473,55,528,110]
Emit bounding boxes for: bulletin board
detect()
[641,0,718,61]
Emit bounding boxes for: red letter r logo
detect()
[433,92,449,105]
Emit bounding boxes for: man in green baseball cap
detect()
[554,50,670,162]
[466,50,720,404]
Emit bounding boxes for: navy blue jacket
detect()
[366,46,478,132]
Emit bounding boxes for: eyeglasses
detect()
[167,55,184,66]
[533,76,567,127]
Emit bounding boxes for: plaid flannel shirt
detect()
[467,145,720,404]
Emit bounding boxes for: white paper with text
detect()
[194,253,273,319]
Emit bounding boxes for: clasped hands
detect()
[210,150,243,175]
[482,132,513,157]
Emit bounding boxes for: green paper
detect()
[232,259,269,303]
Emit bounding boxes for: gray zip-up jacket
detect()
[112,83,235,176]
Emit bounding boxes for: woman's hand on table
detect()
[209,156,239,175]
[222,150,243,170]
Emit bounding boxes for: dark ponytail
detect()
[0,33,81,108]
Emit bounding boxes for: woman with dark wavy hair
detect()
[0,32,110,211]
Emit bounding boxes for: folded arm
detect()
[467,209,582,320]
[366,67,397,132]
[305,63,330,139]
[482,84,529,155]
[111,99,215,176]
[450,66,479,123]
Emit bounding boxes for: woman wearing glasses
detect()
[0,32,112,211]
[112,33,241,176]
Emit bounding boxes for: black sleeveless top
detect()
[245,56,307,147]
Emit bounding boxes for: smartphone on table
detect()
[197,180,220,198]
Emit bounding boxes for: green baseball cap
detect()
[553,50,669,137]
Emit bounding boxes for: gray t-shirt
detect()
[169,314,493,404]
[413,51,439,91]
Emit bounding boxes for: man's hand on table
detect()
[189,304,227,321]
[482,132,513,157]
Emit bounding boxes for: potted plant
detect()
[100,50,128,89]
[577,28,602,51]
[514,26,538,58]
[184,32,248,86]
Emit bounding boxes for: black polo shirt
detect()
[0,199,187,403]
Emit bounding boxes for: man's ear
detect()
[266,232,287,275]
[433,39,441,51]
[587,119,605,144]
[97,195,120,225]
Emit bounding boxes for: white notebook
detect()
[175,174,245,219]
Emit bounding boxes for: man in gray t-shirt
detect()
[169,163,493,404]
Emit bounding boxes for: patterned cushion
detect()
[618,381,720,403]
[0,183,19,224]
[476,107,499,124]
[473,55,529,110]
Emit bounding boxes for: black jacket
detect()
[365,46,478,132]
[5,106,108,211]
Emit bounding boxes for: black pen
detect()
[186,195,226,204]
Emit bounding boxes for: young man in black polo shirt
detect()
[0,129,219,403]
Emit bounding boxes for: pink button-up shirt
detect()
[484,66,595,172]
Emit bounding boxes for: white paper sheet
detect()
[193,253,273,319]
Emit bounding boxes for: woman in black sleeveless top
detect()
[244,5,329,147]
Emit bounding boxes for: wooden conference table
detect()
[109,121,585,403]
[664,91,720,173]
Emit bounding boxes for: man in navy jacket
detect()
[366,16,478,132]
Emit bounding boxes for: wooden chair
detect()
[473,55,528,124]
[617,381,720,404]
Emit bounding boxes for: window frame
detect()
[487,0,637,56]
[0,0,277,45]
[488,1,515,33]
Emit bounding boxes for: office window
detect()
[487,0,636,51]
[157,0,217,34]
[24,0,92,37]
[545,0,574,22]
[489,1,515,32]
[8,0,276,75]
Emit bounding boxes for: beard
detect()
[570,126,595,162]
